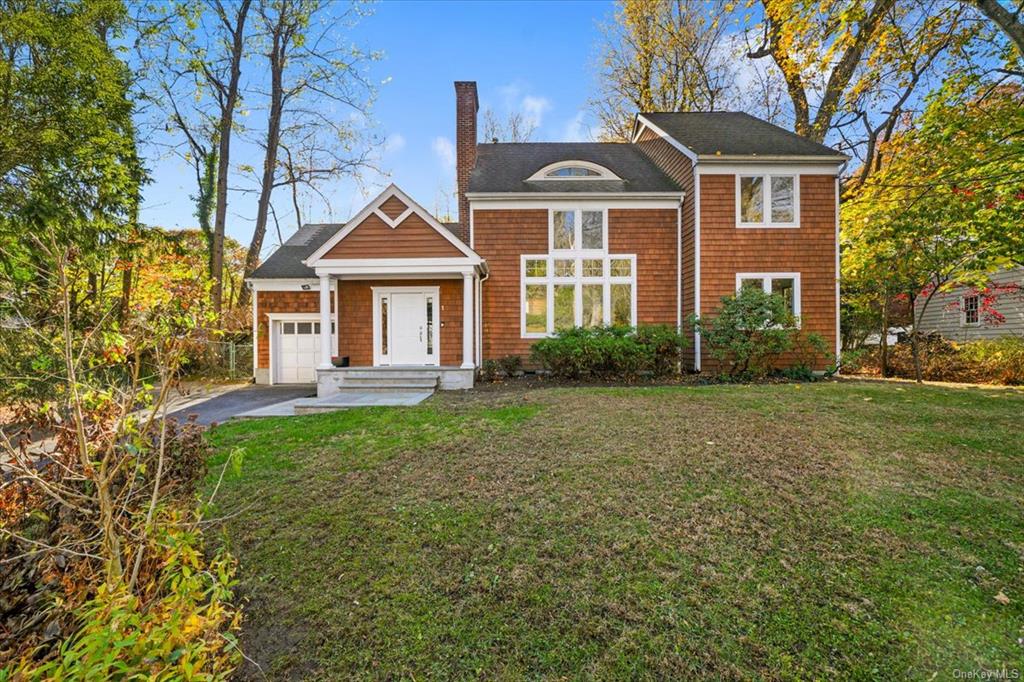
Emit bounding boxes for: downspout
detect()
[477,265,489,366]
[677,197,683,333]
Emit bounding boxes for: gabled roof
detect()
[467,143,681,194]
[305,184,477,264]
[249,186,471,280]
[636,112,848,160]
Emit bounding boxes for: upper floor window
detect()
[737,174,798,227]
[528,161,621,182]
[962,294,980,325]
[547,166,601,177]
[551,209,606,252]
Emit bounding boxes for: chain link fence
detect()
[188,340,254,380]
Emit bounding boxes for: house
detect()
[915,266,1024,342]
[247,81,846,392]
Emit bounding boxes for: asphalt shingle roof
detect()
[249,223,337,279]
[468,143,680,194]
[640,112,846,158]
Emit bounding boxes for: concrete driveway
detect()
[169,384,316,425]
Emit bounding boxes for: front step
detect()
[341,376,438,389]
[330,382,437,393]
[341,368,445,381]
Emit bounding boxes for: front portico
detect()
[303,184,485,394]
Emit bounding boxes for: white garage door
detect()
[274,320,326,384]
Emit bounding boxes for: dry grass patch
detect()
[206,381,1024,679]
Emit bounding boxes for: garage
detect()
[272,318,334,384]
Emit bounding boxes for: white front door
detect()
[374,287,440,366]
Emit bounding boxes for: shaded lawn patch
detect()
[204,381,1024,680]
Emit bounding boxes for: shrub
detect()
[530,325,687,380]
[851,336,1024,385]
[17,512,241,681]
[497,354,523,377]
[478,359,501,383]
[690,288,797,378]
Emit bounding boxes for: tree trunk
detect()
[880,298,890,377]
[973,0,1024,55]
[210,0,252,319]
[238,6,286,309]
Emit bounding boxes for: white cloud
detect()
[432,136,455,170]
[384,132,406,154]
[563,111,587,142]
[522,95,552,129]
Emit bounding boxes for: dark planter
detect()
[331,356,350,368]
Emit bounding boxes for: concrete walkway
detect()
[236,390,433,418]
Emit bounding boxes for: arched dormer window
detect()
[527,160,620,181]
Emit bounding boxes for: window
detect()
[529,161,620,181]
[426,296,434,354]
[737,174,799,227]
[962,294,979,325]
[551,209,605,252]
[735,273,801,320]
[547,166,601,177]
[522,212,636,337]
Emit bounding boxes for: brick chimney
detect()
[454,81,478,244]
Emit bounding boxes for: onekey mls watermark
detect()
[953,668,1021,680]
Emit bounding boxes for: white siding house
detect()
[915,267,1024,341]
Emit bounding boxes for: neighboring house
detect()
[247,81,846,391]
[915,267,1024,342]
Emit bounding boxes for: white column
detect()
[461,272,474,369]
[319,274,332,368]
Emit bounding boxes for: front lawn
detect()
[205,381,1024,679]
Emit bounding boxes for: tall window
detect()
[738,174,798,227]
[962,294,979,325]
[522,209,636,337]
[736,272,801,320]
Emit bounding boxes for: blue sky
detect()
[138,0,616,252]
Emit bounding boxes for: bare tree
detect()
[591,0,736,140]
[236,0,378,306]
[481,108,536,142]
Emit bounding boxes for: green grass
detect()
[204,380,1024,680]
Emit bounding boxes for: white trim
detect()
[466,195,683,207]
[372,205,415,229]
[469,207,474,249]
[676,200,682,333]
[632,115,699,163]
[526,160,621,181]
[693,169,701,372]
[247,278,336,292]
[736,174,800,229]
[960,293,981,326]
[834,177,841,361]
[520,253,638,338]
[318,274,332,369]
[304,184,479,264]
[315,263,478,277]
[314,257,481,268]
[698,154,848,164]
[548,207,609,254]
[735,272,802,323]
[371,286,442,367]
[251,289,258,377]
[461,273,474,368]
[698,163,842,176]
[266,313,337,385]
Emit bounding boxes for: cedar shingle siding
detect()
[324,212,463,259]
[698,173,837,370]
[255,291,331,369]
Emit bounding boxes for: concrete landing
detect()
[233,390,433,418]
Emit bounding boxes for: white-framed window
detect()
[527,160,620,181]
[961,294,980,326]
[522,209,636,338]
[736,272,801,321]
[549,208,608,252]
[737,174,799,227]
[522,255,637,337]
